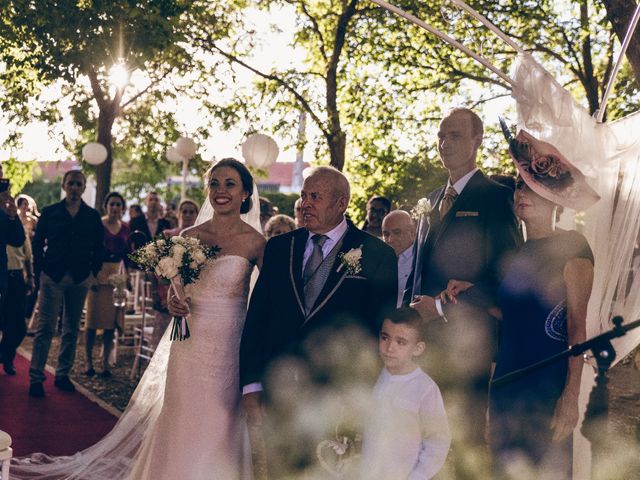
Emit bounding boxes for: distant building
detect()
[257,161,309,194]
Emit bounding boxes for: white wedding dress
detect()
[11,255,255,480]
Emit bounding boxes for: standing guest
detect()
[406,108,521,472]
[259,196,276,231]
[381,210,416,307]
[128,204,143,223]
[84,192,131,378]
[1,223,34,375]
[360,307,450,480]
[16,194,39,239]
[0,163,26,309]
[293,197,304,228]
[362,195,391,238]
[163,201,179,229]
[239,166,397,476]
[439,129,599,478]
[128,191,170,243]
[29,170,104,397]
[264,214,296,239]
[150,199,200,348]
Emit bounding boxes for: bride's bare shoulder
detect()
[180,224,203,238]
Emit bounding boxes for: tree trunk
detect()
[327,131,346,171]
[602,0,640,88]
[94,105,116,212]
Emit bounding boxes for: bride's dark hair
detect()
[205,158,254,214]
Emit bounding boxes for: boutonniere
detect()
[411,197,433,221]
[337,245,363,275]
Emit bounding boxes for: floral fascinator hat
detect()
[499,117,600,211]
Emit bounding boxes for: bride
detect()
[11,158,265,480]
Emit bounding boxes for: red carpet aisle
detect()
[0,353,118,457]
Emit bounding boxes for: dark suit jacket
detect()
[240,220,397,387]
[405,170,521,396]
[405,170,521,306]
[128,216,171,243]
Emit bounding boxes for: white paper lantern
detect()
[82,142,108,165]
[166,146,185,163]
[175,136,197,159]
[242,133,279,169]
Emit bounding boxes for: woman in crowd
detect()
[84,191,131,378]
[263,213,296,239]
[16,194,39,239]
[441,129,598,478]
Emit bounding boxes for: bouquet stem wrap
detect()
[170,277,190,341]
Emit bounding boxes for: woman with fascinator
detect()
[441,123,599,478]
[11,158,264,480]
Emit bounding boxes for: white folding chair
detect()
[130,281,156,379]
[0,430,12,480]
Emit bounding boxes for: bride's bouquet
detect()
[130,236,220,341]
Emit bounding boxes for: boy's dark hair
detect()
[384,307,426,341]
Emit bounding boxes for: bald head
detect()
[382,210,415,255]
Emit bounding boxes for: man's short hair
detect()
[62,169,86,185]
[447,107,484,138]
[384,307,426,341]
[304,165,351,202]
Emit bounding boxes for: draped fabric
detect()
[512,53,640,359]
[511,53,640,479]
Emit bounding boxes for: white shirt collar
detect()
[448,167,479,195]
[398,246,413,262]
[307,216,348,243]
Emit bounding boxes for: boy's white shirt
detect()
[360,366,451,480]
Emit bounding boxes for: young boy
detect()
[360,307,451,479]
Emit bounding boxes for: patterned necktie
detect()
[303,234,328,285]
[439,185,458,217]
[303,234,328,311]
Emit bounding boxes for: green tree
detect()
[0,0,244,209]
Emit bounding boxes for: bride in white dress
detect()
[11,158,265,480]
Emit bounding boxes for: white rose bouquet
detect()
[130,236,220,340]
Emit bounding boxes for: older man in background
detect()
[382,210,415,307]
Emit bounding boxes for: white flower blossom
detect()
[338,246,363,275]
[192,250,206,264]
[411,198,433,220]
[156,257,179,279]
[171,244,186,260]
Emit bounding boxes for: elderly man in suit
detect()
[381,210,415,307]
[406,108,521,476]
[128,191,171,242]
[240,165,397,476]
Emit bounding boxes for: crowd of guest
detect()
[3,107,639,479]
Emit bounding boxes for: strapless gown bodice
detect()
[128,255,254,480]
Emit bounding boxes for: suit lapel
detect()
[289,229,307,317]
[431,170,484,248]
[305,222,360,322]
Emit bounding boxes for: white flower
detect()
[156,257,179,279]
[192,250,206,264]
[171,244,186,260]
[338,246,363,275]
[411,197,433,220]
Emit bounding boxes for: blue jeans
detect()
[29,273,91,383]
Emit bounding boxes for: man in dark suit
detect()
[128,191,171,242]
[240,166,397,476]
[406,108,521,476]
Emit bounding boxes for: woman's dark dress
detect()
[490,230,593,476]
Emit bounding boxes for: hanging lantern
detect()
[166,146,185,163]
[82,142,108,165]
[175,136,197,159]
[242,133,279,169]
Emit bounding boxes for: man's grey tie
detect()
[439,185,458,218]
[303,234,328,311]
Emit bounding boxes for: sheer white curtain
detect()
[511,53,640,479]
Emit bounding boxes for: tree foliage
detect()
[0,0,245,209]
